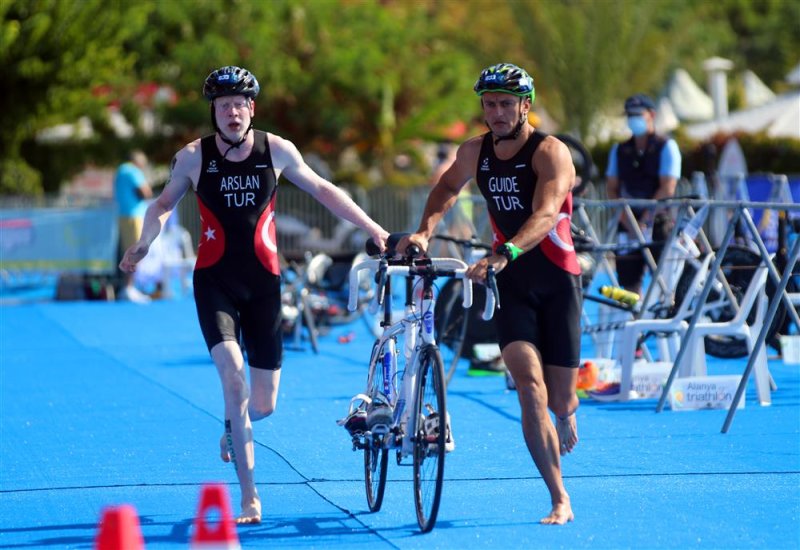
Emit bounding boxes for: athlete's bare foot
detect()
[220,434,231,462]
[236,497,261,524]
[540,499,574,525]
[556,412,578,456]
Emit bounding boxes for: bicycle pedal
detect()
[351,435,368,451]
[395,452,413,466]
[369,424,391,435]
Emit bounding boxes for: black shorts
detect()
[193,266,283,370]
[494,253,582,368]
[615,249,647,290]
[616,214,671,289]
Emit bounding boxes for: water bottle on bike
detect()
[367,339,396,430]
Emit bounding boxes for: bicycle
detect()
[280,255,321,354]
[555,133,597,198]
[673,209,799,357]
[304,250,376,323]
[338,234,498,532]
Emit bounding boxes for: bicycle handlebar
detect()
[432,234,493,251]
[485,266,500,317]
[348,257,500,321]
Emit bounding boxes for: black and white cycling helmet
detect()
[203,66,260,101]
[474,63,535,104]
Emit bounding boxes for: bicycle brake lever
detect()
[487,266,501,311]
[376,259,388,306]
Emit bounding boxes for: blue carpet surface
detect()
[1,298,799,549]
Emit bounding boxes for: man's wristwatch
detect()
[497,241,523,262]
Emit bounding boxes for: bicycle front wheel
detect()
[364,339,392,511]
[364,437,388,512]
[413,345,447,533]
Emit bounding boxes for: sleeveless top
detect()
[616,134,667,201]
[194,130,280,275]
[475,131,581,276]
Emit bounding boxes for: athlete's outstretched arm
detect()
[270,134,388,250]
[119,143,198,273]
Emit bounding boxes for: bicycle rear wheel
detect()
[555,133,596,197]
[674,246,787,357]
[364,438,388,512]
[413,345,446,533]
[300,292,320,354]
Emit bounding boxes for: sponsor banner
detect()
[629,361,672,400]
[0,206,117,273]
[669,375,744,411]
[781,336,800,366]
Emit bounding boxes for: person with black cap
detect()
[119,66,388,524]
[605,93,682,296]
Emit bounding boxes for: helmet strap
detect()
[210,102,253,160]
[219,122,253,160]
[493,117,526,145]
[491,104,528,145]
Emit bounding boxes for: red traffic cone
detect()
[95,504,144,550]
[190,483,240,549]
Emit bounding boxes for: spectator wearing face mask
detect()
[605,94,681,296]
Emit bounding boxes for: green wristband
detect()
[500,242,524,262]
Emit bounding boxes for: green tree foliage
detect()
[657,0,800,103]
[0,0,146,193]
[3,0,799,196]
[255,1,477,175]
[504,0,800,141]
[506,0,688,139]
[128,0,284,132]
[713,0,800,91]
[120,0,479,183]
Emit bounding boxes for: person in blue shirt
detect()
[605,94,682,295]
[114,150,153,302]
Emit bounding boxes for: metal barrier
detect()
[576,193,799,432]
[176,184,428,259]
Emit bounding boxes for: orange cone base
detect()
[95,504,144,550]
[190,483,241,549]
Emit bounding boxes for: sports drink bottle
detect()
[600,285,639,306]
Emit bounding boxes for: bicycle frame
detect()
[348,256,495,458]
[345,247,499,532]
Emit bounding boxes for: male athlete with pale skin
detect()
[400,63,581,525]
[120,66,388,523]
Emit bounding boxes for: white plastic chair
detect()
[617,253,714,401]
[608,206,709,365]
[685,262,773,405]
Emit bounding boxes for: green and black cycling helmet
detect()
[475,63,535,144]
[204,66,260,157]
[203,66,260,100]
[474,63,535,104]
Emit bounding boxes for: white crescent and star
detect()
[262,211,277,252]
[547,213,574,252]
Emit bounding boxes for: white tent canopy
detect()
[665,68,714,121]
[786,62,800,86]
[654,96,680,134]
[742,70,776,108]
[684,90,800,140]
